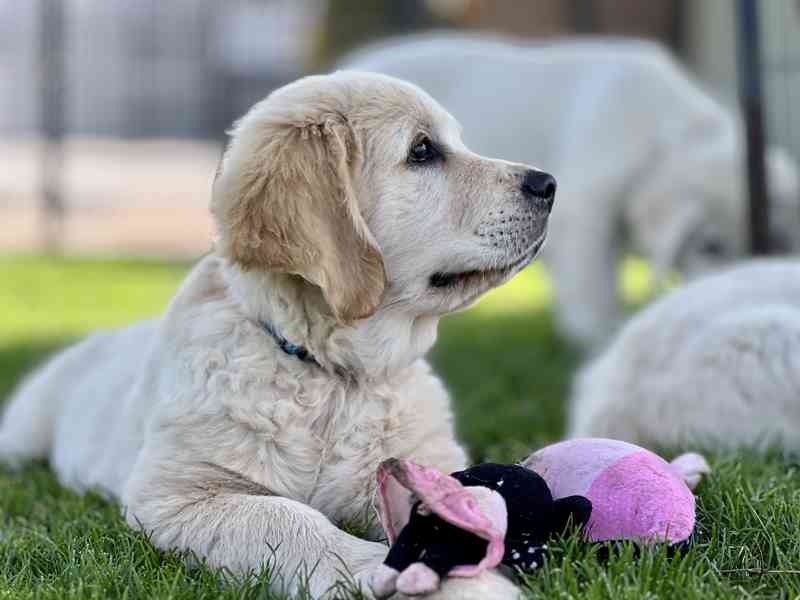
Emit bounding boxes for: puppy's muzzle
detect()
[521,169,556,212]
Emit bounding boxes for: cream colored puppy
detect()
[569,260,800,453]
[0,72,555,599]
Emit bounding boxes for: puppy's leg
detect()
[395,569,521,600]
[124,461,387,598]
[0,332,114,467]
[547,194,622,348]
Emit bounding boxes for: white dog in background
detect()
[568,259,800,452]
[0,72,556,599]
[341,33,800,348]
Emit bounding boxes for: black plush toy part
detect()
[453,463,591,570]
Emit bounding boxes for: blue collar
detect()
[261,321,321,369]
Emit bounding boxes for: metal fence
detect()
[1,0,797,256]
[0,0,327,140]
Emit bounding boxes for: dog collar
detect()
[261,321,321,369]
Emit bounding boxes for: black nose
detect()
[521,169,556,211]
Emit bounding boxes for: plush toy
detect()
[522,438,709,544]
[370,440,709,598]
[370,458,591,597]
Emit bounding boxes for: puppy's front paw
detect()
[395,562,440,596]
[393,569,520,600]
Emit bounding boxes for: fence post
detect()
[736,0,771,255]
[38,0,66,252]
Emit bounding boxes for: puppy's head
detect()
[627,127,800,279]
[212,72,554,324]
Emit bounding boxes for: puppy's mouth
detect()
[429,236,545,289]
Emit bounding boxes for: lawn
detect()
[1,255,799,599]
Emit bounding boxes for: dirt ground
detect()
[0,137,222,259]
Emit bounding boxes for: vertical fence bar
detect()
[736,0,771,255]
[38,0,66,252]
[570,0,596,33]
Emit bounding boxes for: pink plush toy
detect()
[522,438,710,544]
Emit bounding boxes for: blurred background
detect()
[1,0,798,258]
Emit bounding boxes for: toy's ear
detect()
[669,452,711,491]
[552,495,592,535]
[375,460,415,544]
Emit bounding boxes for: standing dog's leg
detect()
[547,188,622,349]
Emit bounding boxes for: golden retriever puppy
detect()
[0,72,555,599]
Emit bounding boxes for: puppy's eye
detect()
[408,137,438,164]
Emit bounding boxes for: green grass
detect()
[1,255,799,599]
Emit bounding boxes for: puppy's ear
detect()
[212,110,386,324]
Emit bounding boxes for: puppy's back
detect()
[568,260,800,452]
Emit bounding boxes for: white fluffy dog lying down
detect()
[341,33,800,348]
[0,72,556,599]
[569,260,800,452]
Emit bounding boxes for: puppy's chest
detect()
[284,380,426,524]
[308,383,411,517]
[241,371,419,512]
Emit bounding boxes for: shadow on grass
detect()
[0,337,76,402]
[432,307,582,463]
